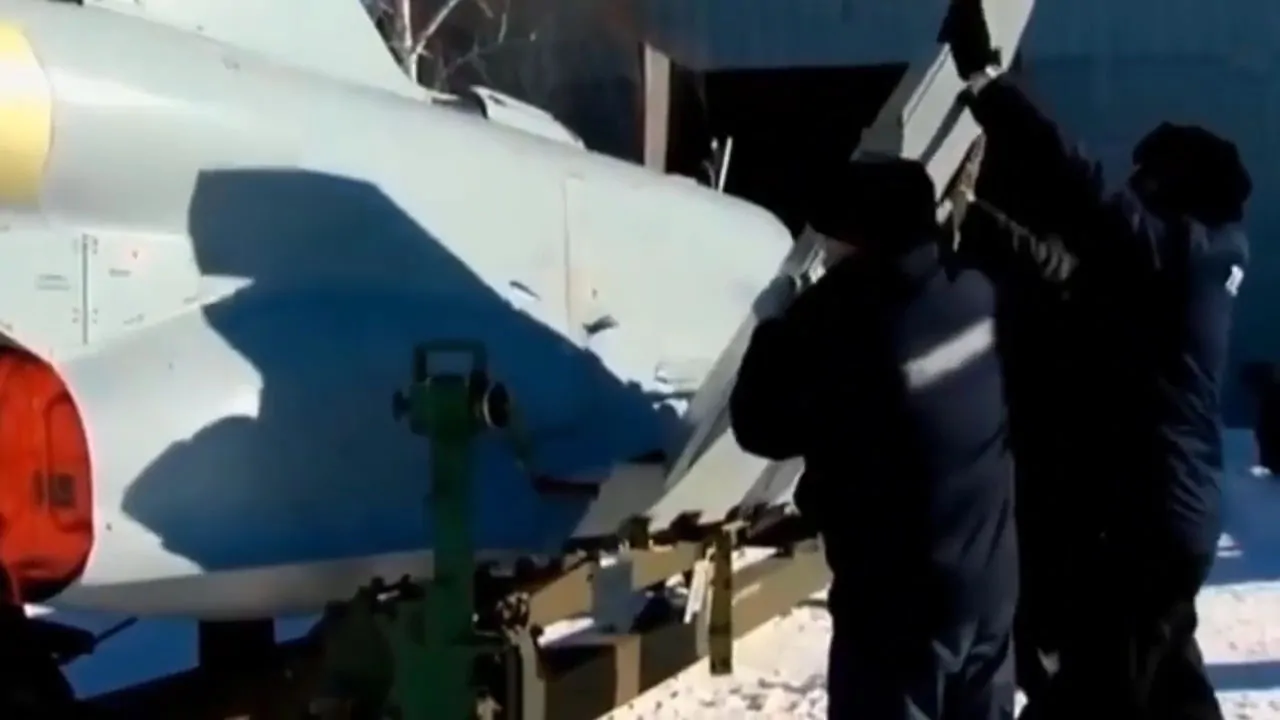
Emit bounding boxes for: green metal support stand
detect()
[314,341,552,720]
[385,341,511,720]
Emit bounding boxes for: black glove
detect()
[938,0,1002,78]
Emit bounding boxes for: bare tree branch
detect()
[377,0,550,93]
[393,0,415,78]
[409,0,469,64]
[494,2,509,44]
[438,31,537,85]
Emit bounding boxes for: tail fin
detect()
[84,0,423,97]
[858,0,1036,204]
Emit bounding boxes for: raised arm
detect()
[958,187,1079,290]
[940,0,1167,278]
[970,77,1195,281]
[965,75,1110,234]
[729,261,869,461]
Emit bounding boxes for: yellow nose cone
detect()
[0,23,50,207]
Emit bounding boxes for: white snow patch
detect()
[1219,691,1280,720]
[599,578,1280,719]
[1199,581,1280,665]
[602,595,832,720]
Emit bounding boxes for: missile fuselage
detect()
[0,0,794,617]
[0,0,1037,619]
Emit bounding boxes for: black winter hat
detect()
[806,156,938,247]
[1132,122,1252,225]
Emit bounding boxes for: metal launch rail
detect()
[85,342,832,719]
[88,535,829,719]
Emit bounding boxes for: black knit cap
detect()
[1132,122,1252,225]
[806,156,938,250]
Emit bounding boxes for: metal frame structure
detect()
[88,536,829,719]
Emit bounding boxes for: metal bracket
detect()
[503,625,546,720]
[391,341,504,720]
[473,591,547,720]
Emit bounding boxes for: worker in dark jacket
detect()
[940,2,1252,717]
[951,137,1084,704]
[730,157,1018,720]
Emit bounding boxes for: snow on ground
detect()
[602,578,1280,720]
[602,594,832,720]
[38,431,1280,718]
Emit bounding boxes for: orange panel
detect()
[0,349,93,604]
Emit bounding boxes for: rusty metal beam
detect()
[526,542,704,627]
[536,545,830,720]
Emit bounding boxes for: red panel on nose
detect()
[0,348,93,604]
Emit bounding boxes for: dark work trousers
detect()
[1017,541,1222,720]
[1012,539,1066,705]
[826,581,1017,720]
[1011,455,1091,705]
[1011,472,1067,703]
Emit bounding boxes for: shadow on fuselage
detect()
[120,168,667,577]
